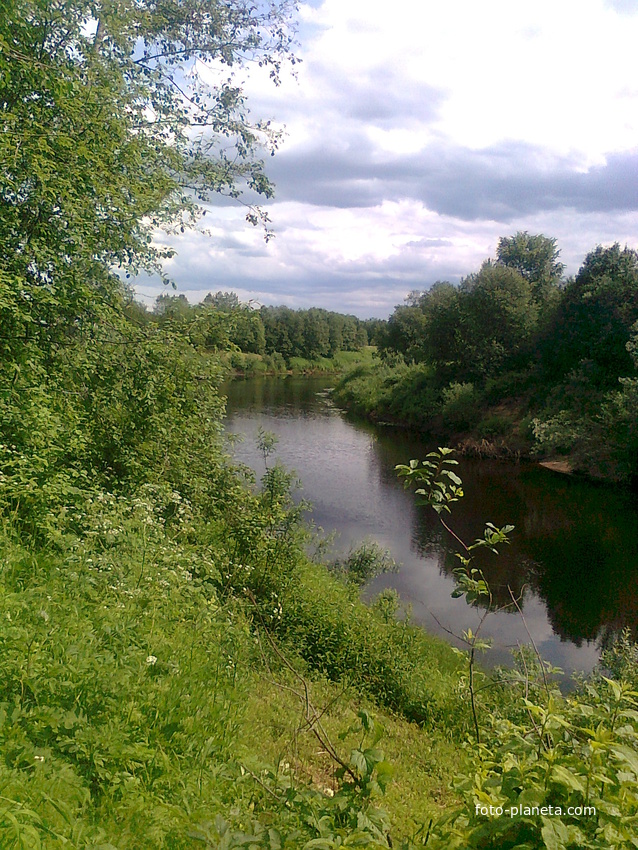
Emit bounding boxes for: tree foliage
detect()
[0,0,297,360]
[496,231,564,300]
[543,243,638,387]
[343,234,638,482]
[0,0,298,530]
[457,262,539,379]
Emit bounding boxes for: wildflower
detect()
[146,655,158,666]
[34,755,45,763]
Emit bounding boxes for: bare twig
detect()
[245,590,360,786]
[439,516,471,554]
[239,764,283,801]
[508,585,550,698]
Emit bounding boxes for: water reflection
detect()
[222,376,638,677]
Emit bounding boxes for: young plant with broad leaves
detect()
[396,449,514,742]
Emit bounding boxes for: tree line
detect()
[380,233,637,388]
[140,291,371,363]
[336,233,638,483]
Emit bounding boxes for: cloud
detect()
[134,0,638,317]
[307,63,446,127]
[418,145,638,220]
[605,0,638,13]
[264,136,638,221]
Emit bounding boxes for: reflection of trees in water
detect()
[371,432,638,646]
[225,376,338,418]
[410,500,444,556]
[536,543,638,644]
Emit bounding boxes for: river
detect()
[222,375,638,678]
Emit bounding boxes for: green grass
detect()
[0,477,466,847]
[333,361,441,426]
[219,347,377,378]
[287,346,376,374]
[239,672,466,843]
[275,559,465,729]
[2,445,636,848]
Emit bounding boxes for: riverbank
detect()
[331,358,638,484]
[331,360,536,460]
[220,345,377,378]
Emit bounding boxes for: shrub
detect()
[329,541,398,587]
[477,413,510,439]
[425,676,638,850]
[441,382,483,431]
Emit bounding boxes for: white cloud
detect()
[136,0,638,316]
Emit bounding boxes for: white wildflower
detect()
[146,655,158,666]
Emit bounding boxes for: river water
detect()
[222,375,638,678]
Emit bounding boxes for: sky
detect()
[134,0,638,318]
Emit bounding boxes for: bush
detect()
[477,413,511,439]
[329,541,398,587]
[275,561,464,729]
[441,382,483,431]
[425,676,638,850]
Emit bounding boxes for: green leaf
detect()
[611,744,638,776]
[550,765,586,794]
[541,816,569,850]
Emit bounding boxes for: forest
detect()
[1,0,637,847]
[147,292,373,374]
[334,233,638,485]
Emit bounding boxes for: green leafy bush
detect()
[441,382,483,431]
[329,541,398,587]
[424,676,638,849]
[476,413,511,439]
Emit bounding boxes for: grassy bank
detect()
[222,346,377,377]
[2,437,637,847]
[332,360,535,459]
[0,477,466,847]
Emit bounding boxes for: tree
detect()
[496,232,564,303]
[327,312,344,355]
[230,308,266,354]
[418,282,462,371]
[202,291,242,312]
[303,308,331,359]
[379,304,428,363]
[0,0,297,528]
[0,0,297,359]
[379,283,461,368]
[154,293,192,319]
[457,263,538,379]
[543,244,638,387]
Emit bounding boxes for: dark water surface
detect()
[222,376,638,677]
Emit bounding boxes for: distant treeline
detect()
[133,291,384,364]
[335,233,638,483]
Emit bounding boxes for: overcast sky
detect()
[135,0,638,318]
